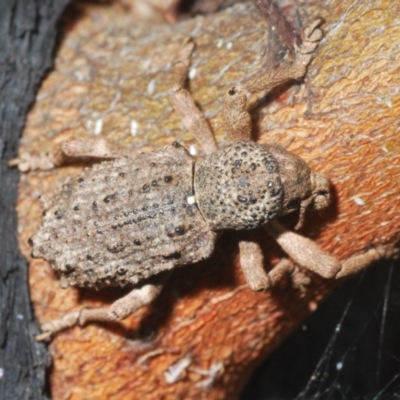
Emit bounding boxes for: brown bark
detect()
[16,1,400,399]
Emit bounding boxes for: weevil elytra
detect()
[11,19,394,342]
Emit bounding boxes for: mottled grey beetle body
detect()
[32,143,216,289]
[31,140,322,290]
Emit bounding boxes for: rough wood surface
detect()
[15,0,400,399]
[0,1,69,399]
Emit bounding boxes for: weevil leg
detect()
[337,246,400,278]
[239,240,271,291]
[265,220,400,280]
[222,19,323,141]
[170,39,218,155]
[56,136,130,161]
[8,150,55,172]
[239,240,308,291]
[36,274,168,342]
[268,258,312,290]
[268,258,296,285]
[9,135,130,172]
[265,220,341,278]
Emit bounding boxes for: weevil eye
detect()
[287,197,301,210]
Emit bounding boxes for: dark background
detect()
[0,1,69,399]
[242,258,400,400]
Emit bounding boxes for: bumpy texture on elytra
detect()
[31,144,216,289]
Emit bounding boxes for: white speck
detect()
[377,95,392,108]
[86,119,93,131]
[187,195,196,205]
[74,71,85,82]
[336,361,343,370]
[301,324,307,331]
[226,42,233,50]
[36,91,49,101]
[189,67,197,80]
[164,355,191,384]
[130,119,139,136]
[94,118,103,135]
[147,79,156,95]
[217,38,224,48]
[385,98,392,108]
[120,47,130,57]
[193,362,224,388]
[109,91,121,110]
[141,59,151,70]
[382,145,389,154]
[210,60,236,85]
[189,144,197,156]
[335,324,341,332]
[0,368,3,379]
[137,349,165,366]
[210,290,236,303]
[16,314,24,320]
[351,195,365,206]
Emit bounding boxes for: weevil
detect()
[11,20,392,342]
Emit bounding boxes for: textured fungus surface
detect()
[15,0,400,399]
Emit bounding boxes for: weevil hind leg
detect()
[36,274,168,342]
[222,19,323,142]
[8,150,56,172]
[9,135,130,172]
[170,39,218,155]
[57,136,130,161]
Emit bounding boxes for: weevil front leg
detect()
[265,220,400,279]
[170,39,218,155]
[36,274,168,341]
[222,19,323,141]
[265,220,341,278]
[243,221,399,291]
[338,246,400,278]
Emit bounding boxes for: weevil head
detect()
[193,142,331,231]
[266,144,331,215]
